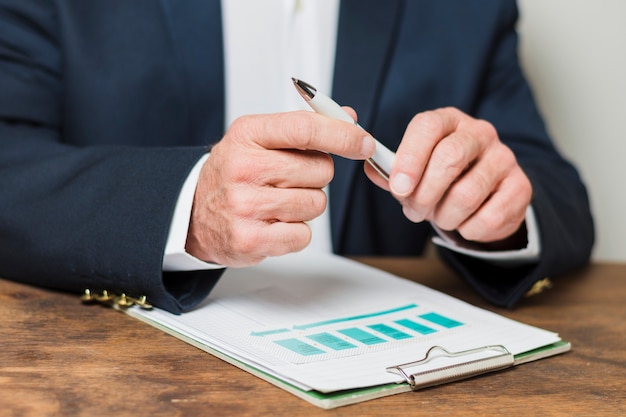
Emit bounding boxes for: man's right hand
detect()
[185,111,375,267]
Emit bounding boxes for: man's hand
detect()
[186,111,375,267]
[365,107,532,246]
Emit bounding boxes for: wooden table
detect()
[1,258,624,416]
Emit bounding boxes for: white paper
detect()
[130,252,561,393]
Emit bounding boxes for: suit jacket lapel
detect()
[159,0,225,145]
[330,0,404,251]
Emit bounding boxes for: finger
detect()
[231,111,375,160]
[424,138,517,230]
[430,160,496,231]
[389,108,463,197]
[431,145,517,230]
[215,220,313,267]
[211,137,335,189]
[341,106,358,123]
[257,221,313,257]
[228,186,328,224]
[411,131,483,220]
[256,149,335,189]
[456,168,532,242]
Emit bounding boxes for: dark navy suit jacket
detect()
[0,0,594,313]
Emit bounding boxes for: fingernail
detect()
[390,173,413,195]
[361,136,375,157]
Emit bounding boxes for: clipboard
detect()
[96,252,571,409]
[125,311,570,409]
[386,345,515,390]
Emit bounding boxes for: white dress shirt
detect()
[163,0,539,271]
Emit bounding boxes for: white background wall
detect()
[516,0,626,262]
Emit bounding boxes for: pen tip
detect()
[291,77,316,100]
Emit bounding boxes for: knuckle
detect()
[268,224,310,256]
[474,119,497,140]
[293,189,327,220]
[284,112,317,149]
[228,191,256,216]
[497,145,517,167]
[230,228,262,255]
[334,128,356,156]
[315,153,335,183]
[436,139,466,170]
[509,171,533,202]
[454,181,485,212]
[480,211,507,234]
[309,189,328,214]
[228,115,256,141]
[412,110,445,138]
[285,231,308,252]
[222,160,247,183]
[431,210,456,231]
[466,210,517,242]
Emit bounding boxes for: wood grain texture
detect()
[1,258,624,416]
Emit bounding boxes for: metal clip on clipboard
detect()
[386,345,514,390]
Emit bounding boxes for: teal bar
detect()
[338,328,387,345]
[292,304,418,330]
[420,312,464,328]
[368,324,413,340]
[274,338,326,356]
[307,332,357,351]
[395,319,437,335]
[250,328,291,337]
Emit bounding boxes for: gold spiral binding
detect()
[81,289,153,310]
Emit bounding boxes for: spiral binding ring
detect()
[81,289,153,310]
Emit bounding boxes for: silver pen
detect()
[292,78,395,181]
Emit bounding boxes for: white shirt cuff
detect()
[163,154,225,271]
[431,205,541,267]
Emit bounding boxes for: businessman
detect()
[0,0,594,313]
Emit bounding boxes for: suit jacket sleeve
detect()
[0,2,223,314]
[433,1,594,307]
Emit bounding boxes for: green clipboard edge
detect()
[127,308,571,410]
